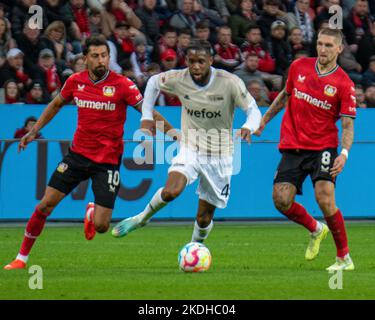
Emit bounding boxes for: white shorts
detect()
[168,146,233,208]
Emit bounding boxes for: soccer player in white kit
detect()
[112,40,261,242]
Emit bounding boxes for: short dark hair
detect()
[161,25,177,35]
[246,24,261,34]
[318,28,344,45]
[196,20,210,30]
[82,34,110,56]
[178,28,192,36]
[265,0,280,5]
[186,40,213,56]
[24,116,37,128]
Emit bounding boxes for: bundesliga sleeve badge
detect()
[103,86,115,97]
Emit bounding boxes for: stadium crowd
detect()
[1,0,375,107]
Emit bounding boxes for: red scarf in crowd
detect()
[5,95,20,104]
[111,9,126,22]
[115,33,134,54]
[72,7,90,34]
[45,65,62,93]
[16,69,29,84]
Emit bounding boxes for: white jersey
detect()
[142,67,261,156]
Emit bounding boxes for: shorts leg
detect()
[311,148,338,187]
[90,163,120,209]
[48,150,90,195]
[168,146,199,185]
[197,155,233,209]
[274,151,308,195]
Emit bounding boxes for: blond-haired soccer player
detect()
[112,40,261,243]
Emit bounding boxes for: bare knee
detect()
[316,195,335,215]
[272,184,295,213]
[38,199,57,215]
[161,187,182,202]
[95,222,109,233]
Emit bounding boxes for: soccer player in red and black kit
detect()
[255,28,356,271]
[4,35,175,270]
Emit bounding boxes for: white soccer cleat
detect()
[326,255,355,271]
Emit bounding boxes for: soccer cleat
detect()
[112,216,148,238]
[84,202,96,240]
[305,223,329,261]
[326,255,355,271]
[4,259,27,270]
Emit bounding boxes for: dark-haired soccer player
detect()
[255,28,356,271]
[4,35,174,270]
[112,40,262,242]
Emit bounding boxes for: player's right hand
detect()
[18,131,38,153]
[141,119,156,136]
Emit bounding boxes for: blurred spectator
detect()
[14,116,43,139]
[285,0,314,44]
[176,28,192,67]
[32,48,62,99]
[234,52,268,87]
[11,0,48,38]
[195,19,213,43]
[228,0,258,46]
[3,79,23,104]
[241,25,276,74]
[268,20,292,75]
[102,0,142,38]
[288,27,310,58]
[158,26,178,57]
[201,0,230,22]
[43,0,72,27]
[347,0,372,46]
[130,36,151,88]
[136,0,161,47]
[339,39,363,84]
[25,81,48,104]
[108,22,135,64]
[71,54,86,73]
[214,26,242,72]
[88,8,106,35]
[247,79,270,106]
[43,21,71,64]
[357,20,375,71]
[362,55,375,88]
[365,84,375,107]
[193,0,226,30]
[355,84,367,107]
[170,0,201,34]
[15,22,55,74]
[258,0,287,40]
[0,16,16,68]
[119,58,137,82]
[0,48,32,91]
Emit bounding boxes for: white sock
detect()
[16,253,28,263]
[136,188,167,223]
[312,221,323,236]
[191,220,214,242]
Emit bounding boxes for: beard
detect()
[93,66,107,78]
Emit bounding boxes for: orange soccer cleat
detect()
[4,259,27,270]
[84,202,96,240]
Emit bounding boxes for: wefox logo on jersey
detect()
[74,97,116,111]
[293,88,332,110]
[185,106,221,119]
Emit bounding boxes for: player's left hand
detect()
[236,128,252,144]
[330,154,347,178]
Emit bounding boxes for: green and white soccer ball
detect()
[178,242,212,272]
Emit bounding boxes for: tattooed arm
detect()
[254,88,288,136]
[331,117,354,178]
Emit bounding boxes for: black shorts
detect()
[273,148,338,195]
[48,149,121,208]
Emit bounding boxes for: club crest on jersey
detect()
[57,162,68,173]
[324,85,337,97]
[103,86,115,97]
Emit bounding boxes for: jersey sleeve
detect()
[339,81,357,119]
[157,70,181,95]
[285,60,297,95]
[122,78,143,106]
[59,74,75,102]
[233,76,256,109]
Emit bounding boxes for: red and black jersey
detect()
[281,57,356,150]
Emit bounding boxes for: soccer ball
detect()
[178,242,212,272]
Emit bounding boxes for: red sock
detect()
[283,202,317,233]
[325,209,349,258]
[19,207,49,257]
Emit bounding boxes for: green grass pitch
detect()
[0,222,375,300]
